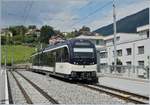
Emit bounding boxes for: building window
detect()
[100,63,108,68]
[138,61,144,67]
[117,49,122,56]
[138,46,144,54]
[116,36,120,41]
[100,52,108,58]
[126,61,132,66]
[126,48,132,55]
[96,40,99,45]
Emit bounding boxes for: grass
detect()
[1,45,36,65]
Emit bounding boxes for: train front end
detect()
[69,39,98,83]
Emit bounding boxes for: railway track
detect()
[10,71,33,104]
[28,70,149,104]
[8,69,148,104]
[8,70,59,104]
[6,71,13,104]
[78,83,149,104]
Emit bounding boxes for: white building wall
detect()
[75,25,150,68]
[134,38,150,66]
[105,38,150,67]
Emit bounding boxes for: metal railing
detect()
[98,65,149,80]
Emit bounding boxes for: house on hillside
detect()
[49,34,65,45]
[1,28,13,37]
[25,29,40,37]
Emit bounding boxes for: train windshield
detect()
[73,48,93,53]
[73,40,95,57]
[73,48,94,58]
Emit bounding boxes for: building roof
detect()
[76,35,104,40]
[103,33,138,40]
[75,33,139,44]
[103,35,114,40]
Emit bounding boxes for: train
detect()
[30,39,98,83]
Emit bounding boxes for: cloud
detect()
[49,0,93,31]
[1,0,149,32]
[1,0,90,31]
[40,0,90,31]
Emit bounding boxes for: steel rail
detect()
[15,71,59,104]
[10,71,33,104]
[78,84,149,104]
[95,84,149,100]
[6,71,13,104]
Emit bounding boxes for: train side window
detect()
[60,48,63,62]
[43,53,47,66]
[62,47,69,62]
[56,49,62,62]
[47,51,55,67]
[32,56,35,65]
[39,53,42,66]
[35,55,38,65]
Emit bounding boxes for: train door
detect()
[52,51,56,74]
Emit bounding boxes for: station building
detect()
[76,24,150,68]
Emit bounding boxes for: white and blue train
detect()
[30,39,98,82]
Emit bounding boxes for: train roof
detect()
[45,38,91,50]
[31,39,92,57]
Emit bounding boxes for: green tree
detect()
[73,26,91,36]
[28,25,36,29]
[1,36,6,45]
[9,27,17,36]
[9,25,27,36]
[79,26,90,32]
[40,25,55,44]
[64,32,75,39]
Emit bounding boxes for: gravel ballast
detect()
[18,70,128,104]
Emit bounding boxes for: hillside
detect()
[94,8,149,36]
[1,45,35,65]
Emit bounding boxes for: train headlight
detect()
[74,62,78,65]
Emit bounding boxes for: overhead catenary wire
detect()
[2,1,34,70]
[70,1,113,29]
[3,1,34,26]
[50,1,107,31]
[23,1,34,25]
[70,0,146,32]
[78,1,94,11]
[22,2,30,25]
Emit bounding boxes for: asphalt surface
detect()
[98,76,149,97]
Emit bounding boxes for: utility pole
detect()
[0,1,1,71]
[11,36,14,69]
[0,27,1,71]
[147,56,150,79]
[97,50,101,72]
[4,32,8,70]
[113,0,117,72]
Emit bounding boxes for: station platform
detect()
[98,74,149,97]
[0,69,9,104]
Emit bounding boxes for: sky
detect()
[1,0,150,32]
